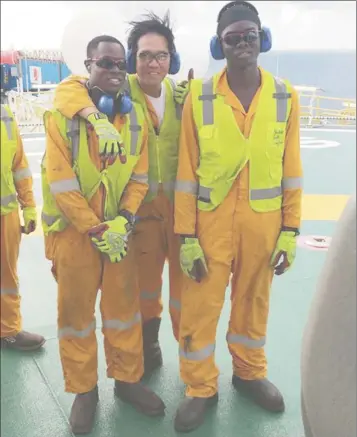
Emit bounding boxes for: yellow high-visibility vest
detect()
[41,103,146,235]
[190,68,297,212]
[128,75,181,202]
[0,104,32,215]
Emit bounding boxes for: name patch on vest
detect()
[272,127,285,148]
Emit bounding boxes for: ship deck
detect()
[1,126,356,437]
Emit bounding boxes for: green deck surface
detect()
[1,127,355,437]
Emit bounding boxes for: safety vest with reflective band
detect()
[127,75,181,202]
[0,105,32,215]
[185,69,301,213]
[41,103,146,235]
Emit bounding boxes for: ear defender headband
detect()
[126,43,181,75]
[210,1,272,60]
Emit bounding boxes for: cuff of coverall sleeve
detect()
[179,234,197,243]
[281,226,300,235]
[118,209,135,225]
[282,219,301,231]
[83,219,102,234]
[20,202,36,210]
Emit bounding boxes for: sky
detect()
[1,0,356,78]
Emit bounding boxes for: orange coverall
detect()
[175,68,302,397]
[45,112,149,393]
[53,77,182,339]
[1,130,36,337]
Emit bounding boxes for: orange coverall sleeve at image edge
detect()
[54,75,94,119]
[45,114,101,233]
[12,130,36,209]
[119,121,150,215]
[174,92,200,236]
[282,87,303,229]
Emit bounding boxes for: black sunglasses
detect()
[222,30,260,47]
[87,57,127,71]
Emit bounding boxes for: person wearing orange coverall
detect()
[52,12,189,376]
[173,2,303,432]
[42,35,165,435]
[1,104,45,351]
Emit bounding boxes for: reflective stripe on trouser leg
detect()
[227,202,282,380]
[100,245,144,383]
[55,227,102,394]
[0,211,22,337]
[179,261,231,398]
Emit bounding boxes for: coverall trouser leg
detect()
[1,210,22,337]
[179,189,281,398]
[228,202,281,380]
[52,226,144,394]
[134,192,182,340]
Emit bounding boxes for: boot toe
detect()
[232,376,285,413]
[138,388,166,416]
[69,386,99,435]
[174,394,218,433]
[114,381,166,416]
[174,398,200,433]
[1,331,46,351]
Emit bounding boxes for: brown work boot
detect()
[0,330,45,351]
[114,380,166,416]
[142,317,163,375]
[232,375,285,412]
[174,393,219,433]
[69,385,99,435]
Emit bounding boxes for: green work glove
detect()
[174,68,194,105]
[88,216,133,263]
[87,112,126,164]
[271,231,297,275]
[22,207,37,234]
[174,81,189,105]
[180,237,208,282]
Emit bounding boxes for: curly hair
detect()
[127,11,176,53]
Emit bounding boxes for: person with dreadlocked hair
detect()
[52,11,190,376]
[173,1,302,432]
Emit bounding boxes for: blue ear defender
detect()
[96,92,133,116]
[126,49,136,74]
[260,27,272,53]
[210,26,272,60]
[126,47,181,75]
[118,94,133,114]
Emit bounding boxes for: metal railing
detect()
[3,84,356,134]
[6,89,54,134]
[296,86,356,128]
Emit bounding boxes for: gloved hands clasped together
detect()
[87,112,127,165]
[180,236,208,283]
[88,214,133,263]
[22,207,37,234]
[271,230,298,275]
